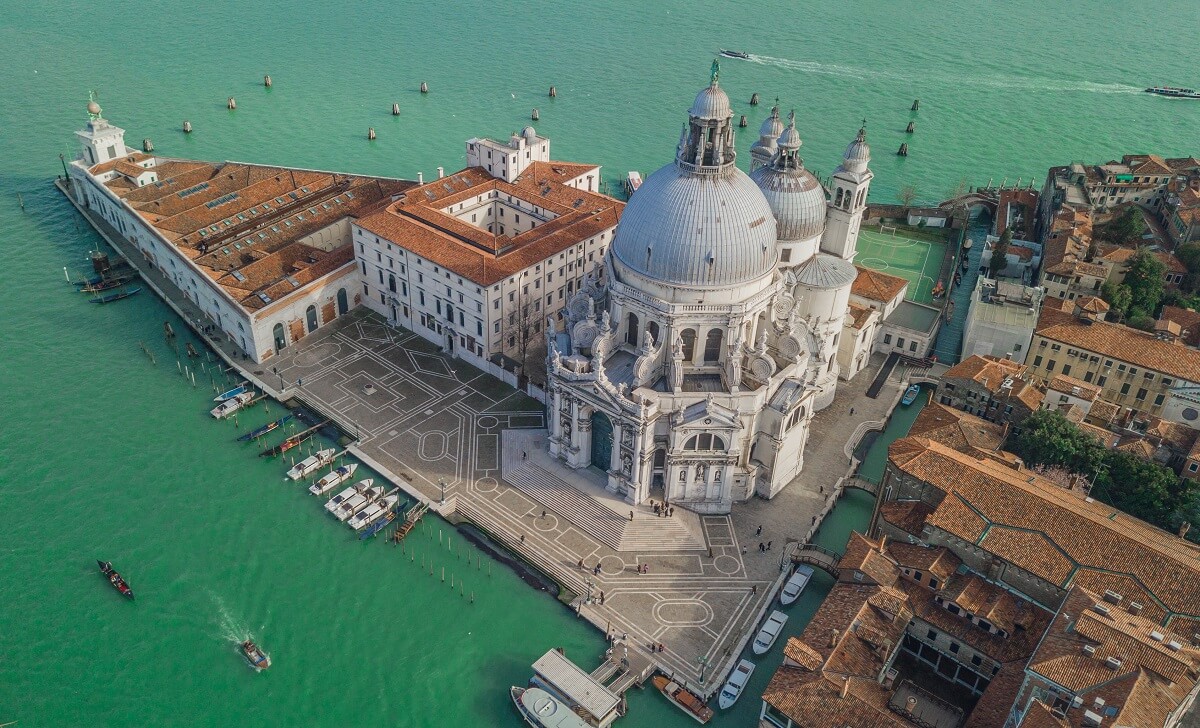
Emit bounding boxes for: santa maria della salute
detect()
[547,63,874,513]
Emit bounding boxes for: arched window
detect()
[626,312,640,346]
[703,328,723,363]
[305,304,319,333]
[835,188,844,207]
[680,329,696,361]
[684,433,727,451]
[272,323,287,353]
[336,288,349,316]
[647,321,660,346]
[388,274,397,293]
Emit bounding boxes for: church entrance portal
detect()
[590,412,613,471]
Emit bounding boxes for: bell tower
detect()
[820,123,873,261]
[75,92,128,167]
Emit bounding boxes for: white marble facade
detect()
[545,65,873,514]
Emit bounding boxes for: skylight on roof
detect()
[205,192,240,209]
[231,270,246,282]
[285,276,300,288]
[177,181,210,198]
[257,293,272,304]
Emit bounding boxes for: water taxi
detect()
[286,448,336,480]
[780,565,815,606]
[329,482,384,521]
[210,391,254,419]
[718,49,750,60]
[717,659,755,709]
[1145,86,1200,99]
[510,686,592,728]
[752,611,788,655]
[347,491,400,530]
[324,479,372,514]
[309,463,358,496]
[652,675,713,724]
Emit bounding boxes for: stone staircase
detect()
[507,465,627,551]
[618,510,705,552]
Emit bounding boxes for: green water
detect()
[2,1,1197,725]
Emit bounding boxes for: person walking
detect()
[578,558,584,570]
[629,510,634,521]
[755,525,762,536]
[668,507,674,517]
[767,540,772,551]
[520,533,526,543]
[758,542,765,553]
[742,545,748,556]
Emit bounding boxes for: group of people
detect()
[651,500,673,517]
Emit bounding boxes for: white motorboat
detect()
[286,448,336,481]
[324,479,373,515]
[753,610,788,655]
[210,391,254,419]
[309,463,358,496]
[333,483,385,522]
[780,565,815,606]
[510,686,592,728]
[347,492,400,530]
[717,659,755,709]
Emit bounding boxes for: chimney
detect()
[879,535,888,554]
[1128,602,1143,615]
[840,677,850,699]
[830,629,841,648]
[1180,522,1192,539]
[437,166,445,179]
[905,696,917,713]
[417,172,424,185]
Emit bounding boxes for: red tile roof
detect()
[852,265,909,304]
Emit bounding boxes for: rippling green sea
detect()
[1,1,1197,725]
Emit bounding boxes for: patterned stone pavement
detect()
[269,309,902,694]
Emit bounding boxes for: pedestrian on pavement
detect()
[599,591,605,605]
[669,507,674,516]
[756,525,762,536]
[658,643,665,653]
[541,510,546,518]
[850,407,855,415]
[758,542,765,553]
[630,510,634,521]
[520,533,526,543]
[522,450,527,460]
[578,559,584,570]
[644,564,650,575]
[752,585,758,594]
[767,540,772,551]
[594,564,601,575]
[742,545,748,555]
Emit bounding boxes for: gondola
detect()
[259,430,313,457]
[237,414,294,442]
[79,275,137,293]
[359,508,399,539]
[97,560,134,600]
[90,287,142,304]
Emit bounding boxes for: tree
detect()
[1176,242,1200,293]
[1008,410,1105,475]
[1092,451,1191,528]
[897,185,918,211]
[990,229,1012,277]
[1124,246,1166,316]
[1100,280,1131,321]
[502,285,548,388]
[1100,206,1146,246]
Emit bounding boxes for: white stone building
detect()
[544,67,872,513]
[961,277,1044,360]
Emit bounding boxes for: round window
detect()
[1184,408,1199,422]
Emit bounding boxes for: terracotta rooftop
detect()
[943,355,1026,392]
[355,162,622,286]
[1046,374,1102,402]
[1036,300,1200,382]
[852,265,909,304]
[1159,306,1200,346]
[887,437,1200,627]
[908,403,1007,457]
[96,155,412,313]
[845,301,876,330]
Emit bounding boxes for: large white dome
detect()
[611,163,778,289]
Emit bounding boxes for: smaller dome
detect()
[758,105,784,139]
[690,82,732,120]
[521,126,537,142]
[793,254,858,289]
[87,101,101,116]
[777,115,802,151]
[842,126,871,172]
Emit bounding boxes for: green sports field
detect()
[856,226,947,304]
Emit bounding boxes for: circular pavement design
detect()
[653,600,714,627]
[713,554,741,575]
[474,476,498,492]
[294,342,342,367]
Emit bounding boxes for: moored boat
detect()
[510,685,593,728]
[240,640,271,670]
[332,483,385,522]
[210,391,254,419]
[79,275,137,293]
[718,49,750,60]
[309,463,358,496]
[901,383,921,406]
[752,610,788,655]
[324,479,373,515]
[89,286,141,304]
[359,508,399,539]
[286,448,336,480]
[237,414,294,442]
[214,381,250,402]
[97,560,134,600]
[347,491,400,530]
[652,675,713,724]
[780,564,814,606]
[717,659,755,709]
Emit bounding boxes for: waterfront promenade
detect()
[58,178,903,692]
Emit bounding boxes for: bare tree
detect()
[502,285,548,387]
[897,184,918,211]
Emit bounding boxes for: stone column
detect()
[548,385,563,457]
[607,420,623,492]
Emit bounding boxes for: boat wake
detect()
[746,54,1143,95]
[209,590,257,643]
